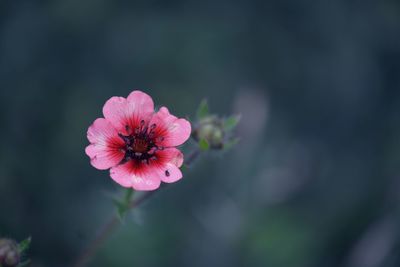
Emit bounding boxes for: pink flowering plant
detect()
[85,90,191,191]
[0,237,31,267]
[74,90,239,267]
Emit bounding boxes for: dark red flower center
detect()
[118,120,164,165]
[132,138,149,153]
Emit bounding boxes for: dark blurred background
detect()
[1,0,400,266]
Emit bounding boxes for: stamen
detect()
[125,125,131,134]
[148,147,157,154]
[118,133,130,144]
[117,119,164,164]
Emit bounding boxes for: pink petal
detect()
[150,107,191,147]
[152,148,184,183]
[110,162,161,191]
[156,147,184,167]
[86,118,124,170]
[134,160,182,184]
[127,90,154,110]
[160,163,183,183]
[109,148,184,189]
[102,90,154,132]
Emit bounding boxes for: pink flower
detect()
[85,91,191,191]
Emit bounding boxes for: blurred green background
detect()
[1,0,400,266]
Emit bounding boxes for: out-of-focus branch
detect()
[71,148,201,267]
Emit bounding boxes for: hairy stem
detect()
[72,148,200,267]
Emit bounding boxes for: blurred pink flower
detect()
[85,90,191,191]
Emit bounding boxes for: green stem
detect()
[72,190,153,267]
[71,148,200,267]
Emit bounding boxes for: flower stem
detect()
[185,148,201,167]
[72,148,200,267]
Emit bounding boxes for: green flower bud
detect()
[193,99,240,151]
[0,239,20,267]
[193,116,225,149]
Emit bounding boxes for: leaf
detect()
[18,237,31,253]
[181,164,188,171]
[196,99,209,119]
[113,188,134,221]
[113,199,126,221]
[123,188,134,204]
[223,138,240,151]
[199,139,210,151]
[223,115,241,131]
